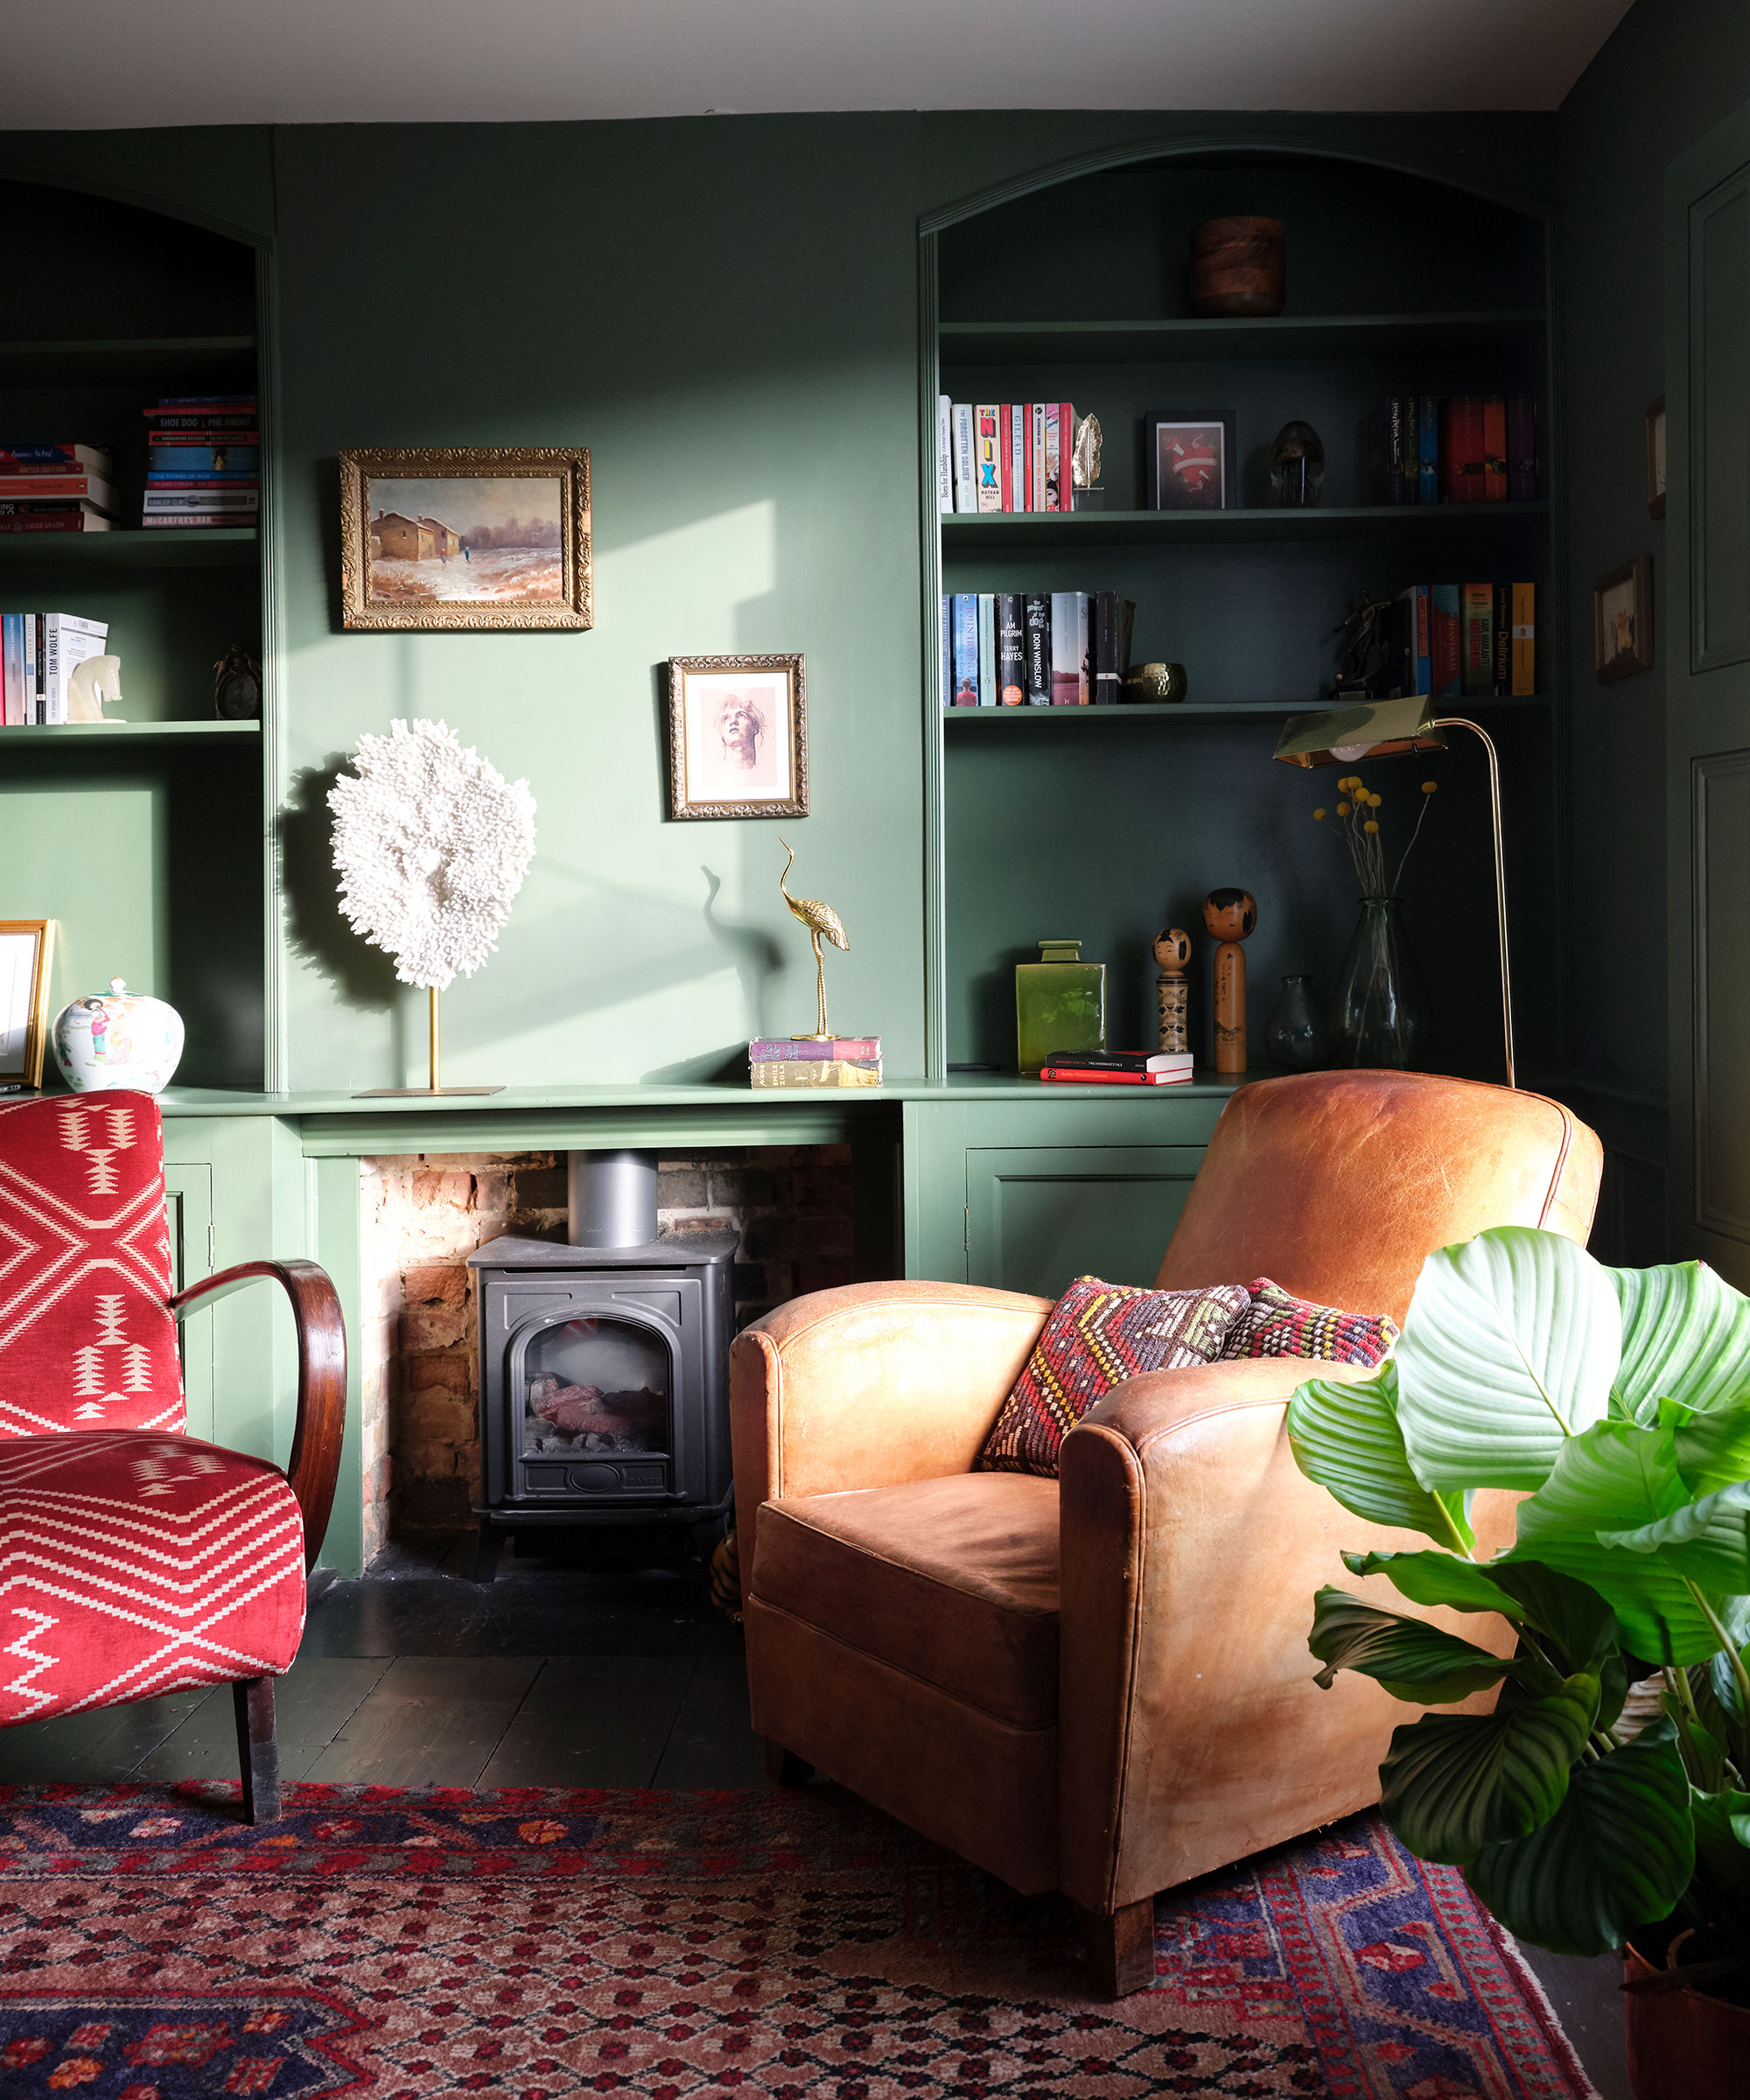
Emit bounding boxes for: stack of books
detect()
[1040,1050,1194,1087]
[748,1037,882,1088]
[1372,394,1537,505]
[1,612,109,724]
[144,395,259,528]
[0,444,116,533]
[937,399,1082,514]
[1388,583,1536,699]
[943,590,1134,707]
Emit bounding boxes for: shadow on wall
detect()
[641,864,783,1082]
[278,754,403,1012]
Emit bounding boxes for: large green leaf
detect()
[1379,1675,1599,1864]
[1600,1480,1750,1596]
[1691,1787,1750,1893]
[1396,1228,1620,1491]
[1340,1549,1516,1615]
[1309,1588,1516,1703]
[1672,1395,1750,1497]
[1612,1261,1750,1418]
[1464,1720,1696,1956]
[1485,1561,1621,1671]
[1288,1364,1474,1550]
[1506,1422,1724,1664]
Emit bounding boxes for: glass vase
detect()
[1329,897,1430,1070]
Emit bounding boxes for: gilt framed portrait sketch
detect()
[1146,410,1236,511]
[1595,555,1654,682]
[339,446,592,630]
[666,655,808,819]
[0,919,56,1089]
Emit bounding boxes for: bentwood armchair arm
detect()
[170,1259,348,1572]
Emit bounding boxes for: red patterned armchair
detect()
[0,1090,345,1820]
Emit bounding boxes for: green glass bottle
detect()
[1016,939,1107,1075]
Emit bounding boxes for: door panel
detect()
[1693,752,1750,1243]
[1693,170,1750,673]
[965,1146,1202,1298]
[164,1162,214,1441]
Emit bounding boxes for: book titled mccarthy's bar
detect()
[749,1037,880,1061]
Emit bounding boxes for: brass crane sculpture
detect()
[778,836,848,1040]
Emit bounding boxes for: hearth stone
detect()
[466,1228,737,1578]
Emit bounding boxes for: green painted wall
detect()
[1555,0,1750,1248]
[0,111,1558,1092]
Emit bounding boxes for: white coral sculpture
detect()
[328,718,536,990]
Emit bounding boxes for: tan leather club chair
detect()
[729,1071,1602,1996]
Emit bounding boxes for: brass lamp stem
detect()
[1431,716,1515,1089]
[429,986,440,1093]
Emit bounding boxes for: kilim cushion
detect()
[979,1275,1249,1478]
[1219,1276,1399,1366]
[0,1431,305,1725]
[0,1092,185,1438]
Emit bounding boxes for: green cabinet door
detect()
[965,1146,1205,1298]
[163,1160,214,1443]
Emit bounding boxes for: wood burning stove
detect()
[466,1151,735,1578]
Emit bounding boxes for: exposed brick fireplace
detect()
[356,1144,854,1560]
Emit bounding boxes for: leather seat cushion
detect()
[750,1472,1060,1729]
[0,1430,307,1726]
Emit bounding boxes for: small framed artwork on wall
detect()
[0,919,56,1090]
[1646,396,1667,520]
[338,446,592,630]
[667,654,808,819]
[1146,410,1236,511]
[1595,555,1654,682]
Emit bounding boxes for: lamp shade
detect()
[1273,696,1448,769]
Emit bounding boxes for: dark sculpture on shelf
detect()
[1270,420,1325,508]
[1331,592,1396,698]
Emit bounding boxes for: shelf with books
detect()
[0,526,257,567]
[0,334,257,387]
[940,503,1549,550]
[942,696,1553,724]
[937,310,1545,368]
[0,719,260,746]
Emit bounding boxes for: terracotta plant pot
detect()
[1188,215,1285,317]
[1624,1940,1750,2100]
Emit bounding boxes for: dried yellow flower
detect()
[1313,808,1326,821]
[1364,819,1379,834]
[1337,802,1351,816]
[1422,780,1438,794]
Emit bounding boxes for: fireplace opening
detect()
[524,1318,667,1461]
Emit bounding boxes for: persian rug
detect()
[0,1783,1596,2099]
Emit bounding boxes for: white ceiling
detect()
[2,1,1633,130]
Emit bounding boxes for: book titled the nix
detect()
[749,1036,882,1090]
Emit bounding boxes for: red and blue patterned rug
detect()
[0,1784,1596,2097]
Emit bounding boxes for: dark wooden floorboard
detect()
[0,1687,213,1782]
[652,1656,766,1788]
[478,1656,694,1788]
[303,1656,542,1787]
[136,1657,393,1785]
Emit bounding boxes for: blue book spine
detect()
[1417,396,1438,505]
[940,596,951,708]
[1404,584,1432,694]
[149,446,260,472]
[146,470,260,482]
[950,594,978,708]
[1,613,20,725]
[976,593,996,706]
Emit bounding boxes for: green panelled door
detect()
[964,1146,1204,1298]
[1668,100,1750,1283]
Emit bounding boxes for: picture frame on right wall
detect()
[1145,410,1236,511]
[1595,555,1654,682]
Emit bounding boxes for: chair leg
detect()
[233,1676,281,1825]
[1076,1896,1156,1998]
[762,1736,814,1786]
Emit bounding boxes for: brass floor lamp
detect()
[1273,695,1515,1089]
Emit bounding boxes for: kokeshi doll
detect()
[1152,928,1192,1054]
[1203,889,1257,1074]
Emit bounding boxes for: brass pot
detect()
[1189,216,1285,317]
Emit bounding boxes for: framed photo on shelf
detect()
[0,919,56,1090]
[338,446,592,631]
[1146,410,1236,511]
[1594,555,1654,682]
[1646,396,1667,521]
[666,654,808,819]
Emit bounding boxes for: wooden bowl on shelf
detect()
[1188,216,1285,317]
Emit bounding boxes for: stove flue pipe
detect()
[567,1150,658,1250]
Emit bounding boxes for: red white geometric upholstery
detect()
[0,1093,184,1438]
[0,1432,305,1723]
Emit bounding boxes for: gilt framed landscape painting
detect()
[339,446,592,630]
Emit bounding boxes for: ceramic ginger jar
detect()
[52,977,184,1095]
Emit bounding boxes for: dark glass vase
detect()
[1265,975,1330,1071]
[1330,897,1430,1069]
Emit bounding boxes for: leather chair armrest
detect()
[171,1259,347,1572]
[1056,1355,1518,1915]
[729,1279,1052,1557]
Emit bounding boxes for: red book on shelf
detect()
[1481,395,1508,501]
[998,405,1013,512]
[1060,401,1074,510]
[1438,396,1486,503]
[1039,1066,1192,1086]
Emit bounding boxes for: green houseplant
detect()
[1288,1228,1750,2093]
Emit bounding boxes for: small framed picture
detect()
[1646,396,1667,521]
[1595,556,1654,682]
[339,446,592,630]
[667,654,808,819]
[1146,410,1236,511]
[0,920,56,1088]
